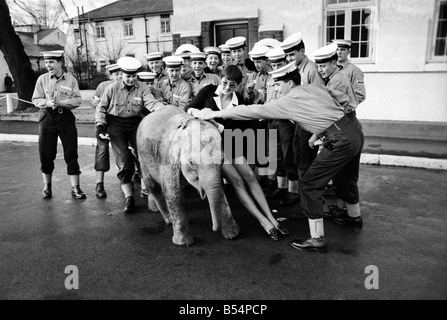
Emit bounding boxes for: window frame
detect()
[123,19,134,38]
[429,0,447,62]
[160,15,171,35]
[323,0,377,64]
[96,22,105,39]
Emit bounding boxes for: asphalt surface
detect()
[0,141,446,302]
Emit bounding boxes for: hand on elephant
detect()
[199,108,217,120]
[187,108,201,118]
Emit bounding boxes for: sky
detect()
[60,0,119,18]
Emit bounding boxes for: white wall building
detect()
[172,0,447,138]
[65,0,173,73]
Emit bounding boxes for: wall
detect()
[172,0,447,124]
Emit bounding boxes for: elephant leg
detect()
[220,194,240,240]
[162,172,193,247]
[150,188,171,225]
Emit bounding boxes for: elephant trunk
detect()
[202,176,227,232]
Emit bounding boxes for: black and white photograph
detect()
[0,0,446,307]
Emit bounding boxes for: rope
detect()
[0,96,6,101]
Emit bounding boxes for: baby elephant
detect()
[137,105,239,246]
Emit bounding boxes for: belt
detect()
[323,115,350,137]
[47,107,64,114]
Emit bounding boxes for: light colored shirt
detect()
[234,61,255,96]
[187,73,221,98]
[160,78,192,111]
[327,68,358,113]
[32,72,82,109]
[246,69,272,104]
[91,80,113,108]
[154,70,169,93]
[219,84,346,135]
[298,56,325,86]
[95,80,165,125]
[338,61,366,104]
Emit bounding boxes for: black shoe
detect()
[290,208,307,220]
[276,223,289,236]
[95,182,107,198]
[267,228,281,241]
[332,214,363,229]
[280,192,300,206]
[323,205,348,220]
[290,237,327,252]
[123,196,135,213]
[71,186,86,199]
[262,179,277,194]
[267,188,287,200]
[42,187,52,199]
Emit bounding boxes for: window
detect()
[98,60,106,72]
[161,14,171,34]
[324,0,376,61]
[431,0,447,60]
[74,28,80,42]
[96,22,105,39]
[124,19,134,37]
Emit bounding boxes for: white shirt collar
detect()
[213,85,238,110]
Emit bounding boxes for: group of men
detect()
[32,31,366,252]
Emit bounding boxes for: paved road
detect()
[0,141,446,302]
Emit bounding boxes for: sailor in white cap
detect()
[32,50,86,200]
[96,56,166,213]
[246,45,272,105]
[332,39,366,104]
[186,52,220,98]
[145,51,169,94]
[175,44,200,81]
[90,63,123,198]
[263,46,300,207]
[204,46,222,76]
[137,71,161,100]
[197,61,365,252]
[160,55,192,111]
[281,33,325,209]
[219,44,233,69]
[313,44,364,226]
[256,38,282,49]
[225,36,257,96]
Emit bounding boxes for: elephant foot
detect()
[172,233,194,247]
[221,219,240,240]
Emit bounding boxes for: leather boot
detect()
[71,185,86,199]
[290,237,327,252]
[123,196,135,213]
[95,182,107,198]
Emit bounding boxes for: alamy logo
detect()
[364,265,379,290]
[65,265,79,290]
[168,121,277,170]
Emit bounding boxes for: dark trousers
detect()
[271,120,298,181]
[299,115,364,220]
[38,108,80,175]
[107,115,141,185]
[94,130,110,172]
[293,124,319,178]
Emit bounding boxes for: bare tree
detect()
[98,25,129,64]
[0,0,37,112]
[7,0,65,28]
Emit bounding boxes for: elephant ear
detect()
[167,117,195,166]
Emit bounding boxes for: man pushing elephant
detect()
[95,57,166,213]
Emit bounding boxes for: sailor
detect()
[160,55,192,111]
[145,52,169,94]
[32,50,86,200]
[96,57,165,213]
[204,46,222,76]
[186,52,221,98]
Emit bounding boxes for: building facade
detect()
[172,0,447,135]
[65,0,173,73]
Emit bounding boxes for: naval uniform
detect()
[294,56,325,177]
[96,80,165,185]
[187,72,221,98]
[216,83,364,220]
[32,72,82,175]
[92,80,113,173]
[338,60,366,105]
[160,77,192,111]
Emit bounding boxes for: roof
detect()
[37,28,58,42]
[17,32,63,58]
[78,0,173,22]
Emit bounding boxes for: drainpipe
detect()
[144,14,149,54]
